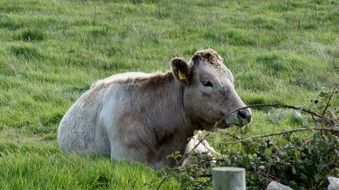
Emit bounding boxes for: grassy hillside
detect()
[0,0,338,189]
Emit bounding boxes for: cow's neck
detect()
[142,72,195,156]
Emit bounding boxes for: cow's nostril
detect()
[238,111,246,119]
[237,109,252,122]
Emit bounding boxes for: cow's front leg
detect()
[182,131,219,165]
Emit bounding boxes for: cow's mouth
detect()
[218,108,252,128]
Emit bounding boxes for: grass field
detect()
[0,0,338,189]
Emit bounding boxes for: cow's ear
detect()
[171,58,191,86]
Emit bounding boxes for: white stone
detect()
[266,181,293,190]
[328,176,339,190]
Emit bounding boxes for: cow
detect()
[57,49,252,168]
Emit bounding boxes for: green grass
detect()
[0,0,338,189]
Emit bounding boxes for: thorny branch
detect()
[322,88,337,117]
[155,130,215,190]
[217,130,241,140]
[215,104,337,127]
[223,127,339,145]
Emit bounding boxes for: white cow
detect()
[57,49,251,168]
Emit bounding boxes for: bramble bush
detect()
[162,89,338,190]
[221,132,338,189]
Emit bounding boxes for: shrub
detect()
[161,89,338,190]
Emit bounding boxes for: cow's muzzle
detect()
[223,108,252,128]
[237,108,252,124]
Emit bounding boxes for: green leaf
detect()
[264,148,272,157]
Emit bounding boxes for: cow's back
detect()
[57,72,150,156]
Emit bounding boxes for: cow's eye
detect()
[202,81,214,87]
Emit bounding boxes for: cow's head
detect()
[171,49,251,129]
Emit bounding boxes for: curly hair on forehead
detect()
[191,49,224,65]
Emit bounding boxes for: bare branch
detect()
[322,88,337,117]
[217,130,241,140]
[223,127,339,145]
[214,104,337,127]
[156,131,215,189]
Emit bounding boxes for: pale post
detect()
[212,167,246,190]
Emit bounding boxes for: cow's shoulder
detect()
[90,72,149,88]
